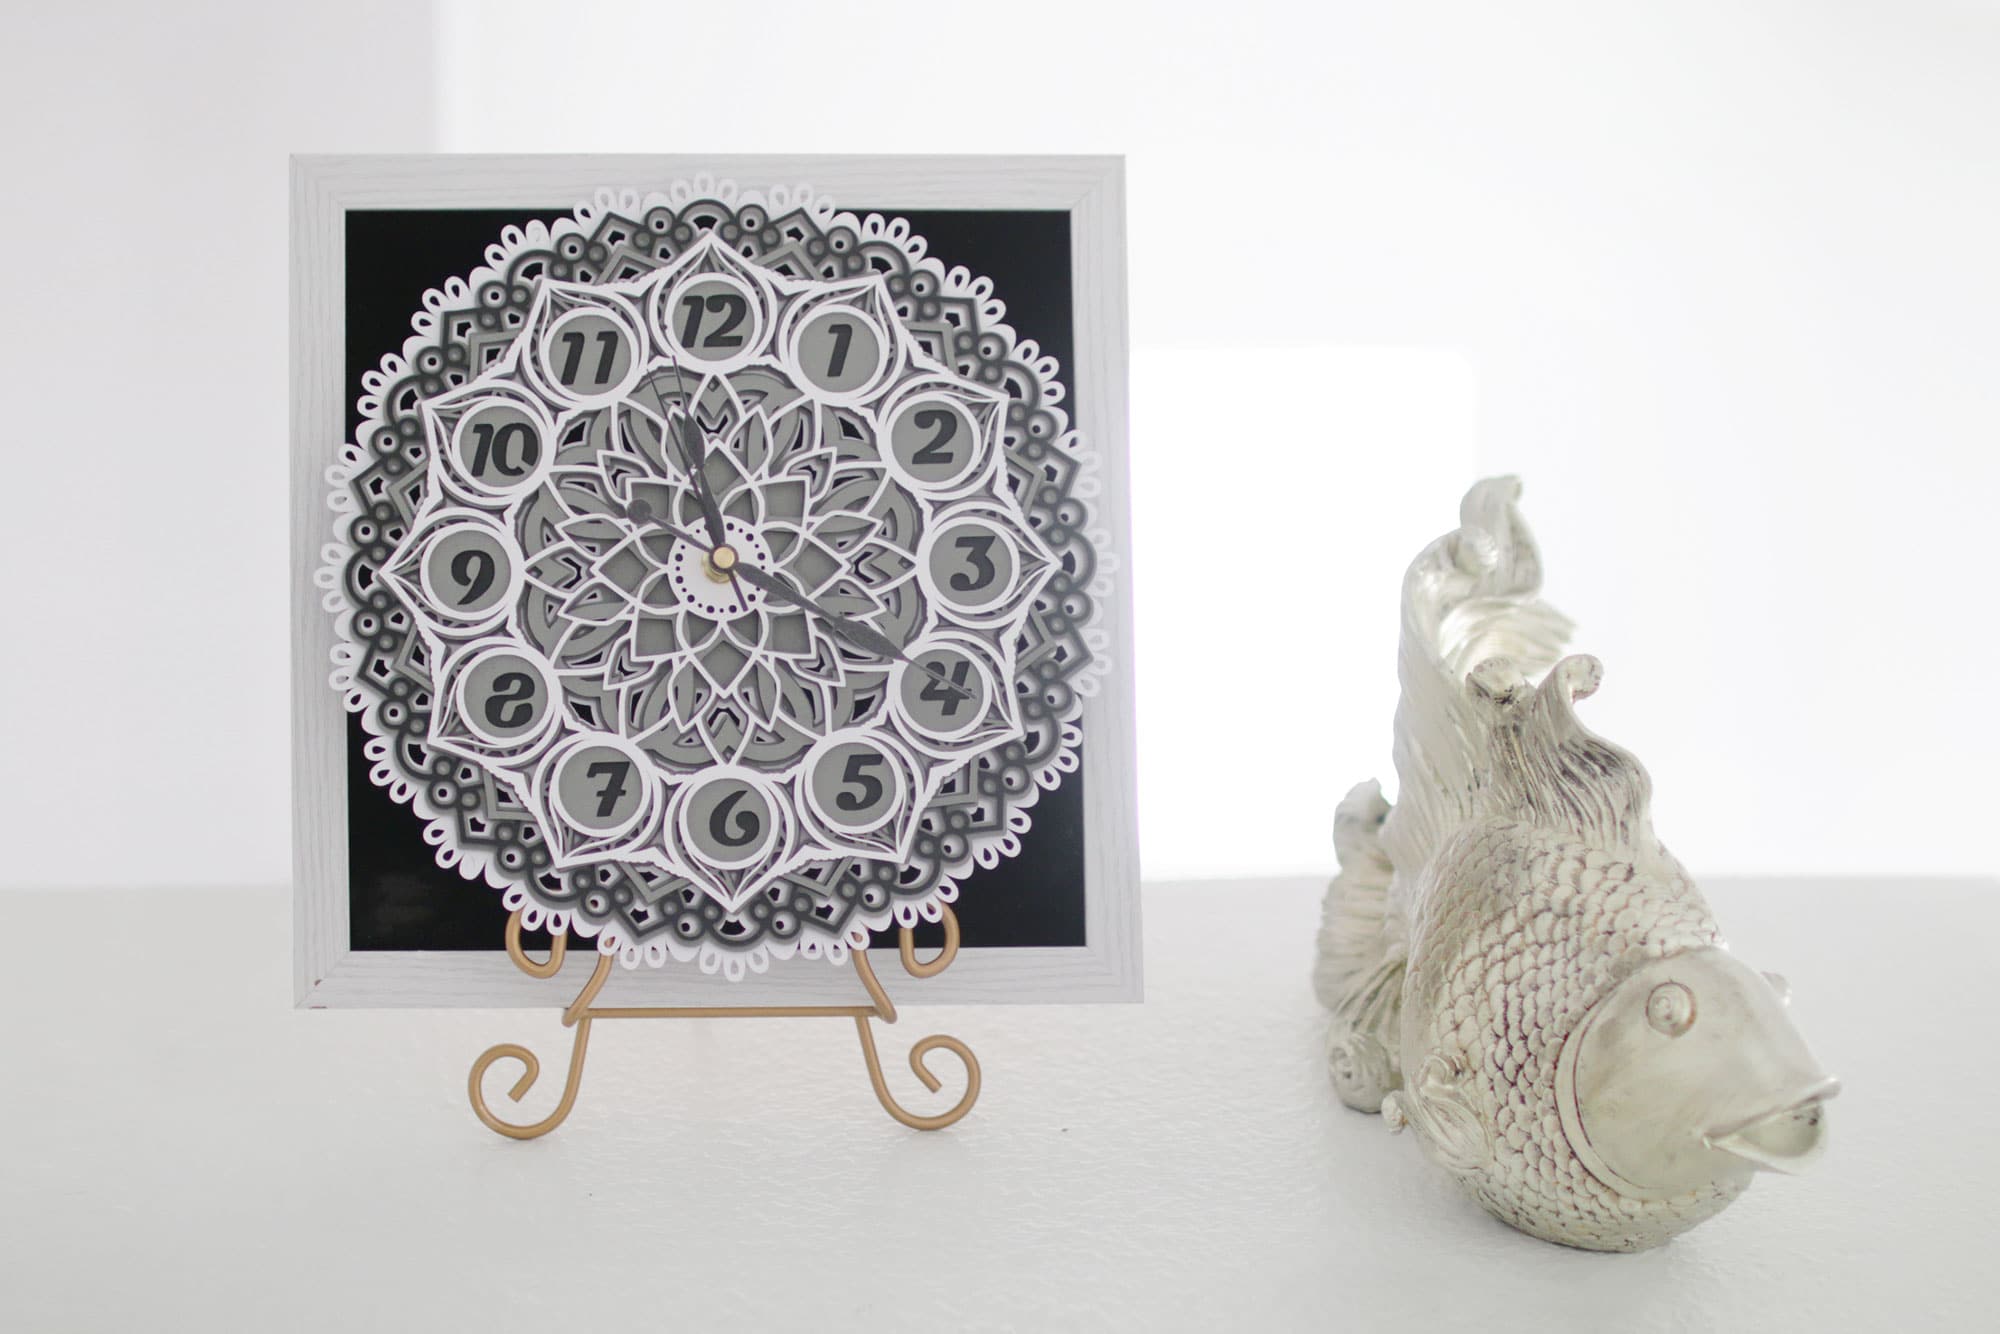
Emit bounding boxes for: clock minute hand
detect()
[729,561,974,702]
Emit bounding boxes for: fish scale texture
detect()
[1403,818,1740,1251]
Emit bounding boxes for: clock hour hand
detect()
[729,561,974,702]
[643,371,728,548]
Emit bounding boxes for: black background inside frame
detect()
[344,206,1087,954]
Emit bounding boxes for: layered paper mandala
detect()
[321,182,1112,977]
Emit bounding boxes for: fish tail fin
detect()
[1315,780,1405,1112]
[1379,476,1572,878]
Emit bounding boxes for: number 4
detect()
[919,661,974,717]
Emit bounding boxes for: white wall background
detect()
[0,3,437,891]
[2,1,1994,888]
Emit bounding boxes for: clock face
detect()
[324,184,1109,976]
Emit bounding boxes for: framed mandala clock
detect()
[291,154,1135,1128]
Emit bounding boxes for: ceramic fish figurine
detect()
[1314,477,1837,1252]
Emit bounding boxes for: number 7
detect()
[585,759,631,819]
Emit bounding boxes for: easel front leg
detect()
[467,915,613,1141]
[850,906,982,1131]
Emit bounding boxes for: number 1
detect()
[824,321,854,378]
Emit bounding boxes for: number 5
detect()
[835,752,887,813]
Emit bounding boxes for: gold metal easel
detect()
[468,906,981,1137]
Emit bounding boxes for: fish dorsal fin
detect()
[1477,654,1657,852]
[1379,478,1572,880]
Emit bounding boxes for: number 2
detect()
[910,408,957,465]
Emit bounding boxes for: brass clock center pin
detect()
[703,543,738,582]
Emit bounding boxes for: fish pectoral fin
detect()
[1406,1056,1490,1174]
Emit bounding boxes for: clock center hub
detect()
[665,519,769,618]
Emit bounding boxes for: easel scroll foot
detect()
[849,906,982,1131]
[468,1018,594,1141]
[852,1016,982,1131]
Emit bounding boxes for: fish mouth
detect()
[1703,1077,1841,1174]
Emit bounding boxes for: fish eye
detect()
[1645,982,1696,1037]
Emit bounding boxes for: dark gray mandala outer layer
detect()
[321,182,1109,975]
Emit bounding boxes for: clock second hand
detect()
[729,562,975,702]
[618,501,973,702]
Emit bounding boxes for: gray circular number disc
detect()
[672,278,756,363]
[889,400,976,486]
[554,744,645,833]
[796,309,882,395]
[929,522,1014,610]
[423,527,513,617]
[462,653,549,741]
[684,777,774,862]
[547,312,635,391]
[455,402,543,487]
[900,648,987,735]
[810,741,901,829]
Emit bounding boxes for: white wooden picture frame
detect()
[291,154,1138,1007]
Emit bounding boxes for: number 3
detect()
[950,534,998,592]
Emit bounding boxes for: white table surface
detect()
[2,877,1990,1332]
